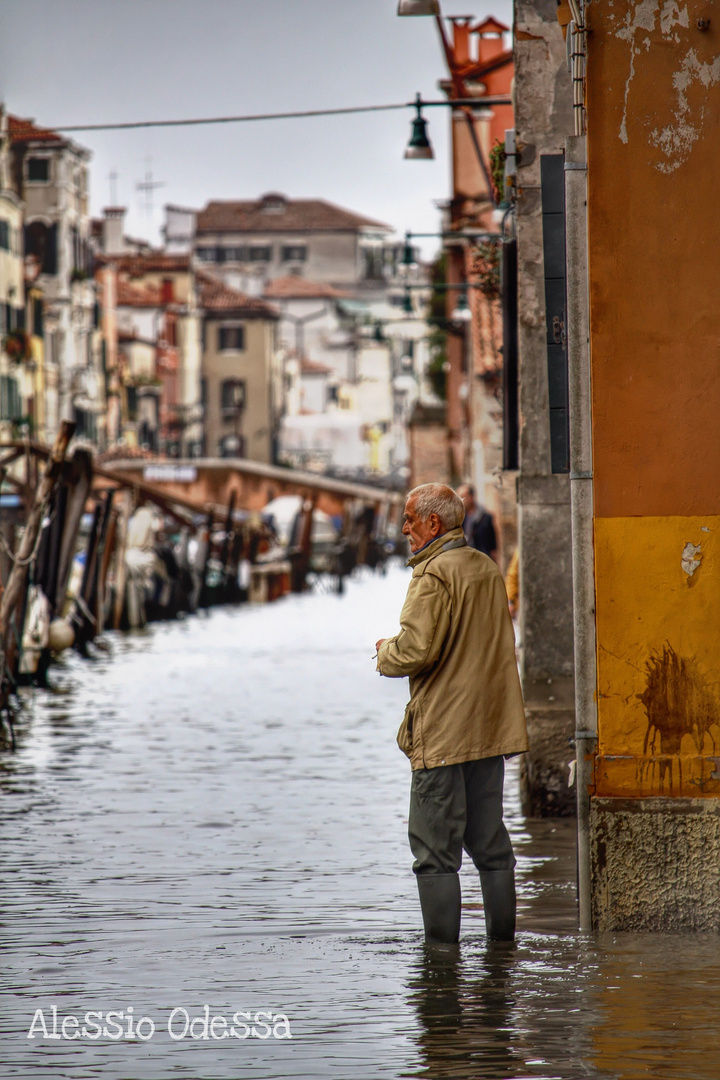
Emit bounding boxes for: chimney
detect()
[102,207,127,256]
[450,17,473,66]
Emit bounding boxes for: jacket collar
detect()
[407,525,466,568]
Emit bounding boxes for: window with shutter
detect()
[218,326,245,351]
[281,244,307,262]
[220,379,246,414]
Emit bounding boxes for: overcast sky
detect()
[1,0,513,258]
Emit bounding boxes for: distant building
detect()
[97,245,203,456]
[197,271,279,462]
[157,195,432,477]
[0,110,28,441]
[162,204,196,254]
[91,206,153,259]
[7,113,103,445]
[193,193,392,295]
[263,275,353,398]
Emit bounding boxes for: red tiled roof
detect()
[301,357,333,375]
[196,269,278,318]
[118,331,152,345]
[475,16,510,34]
[8,114,62,144]
[97,252,191,274]
[117,280,163,308]
[263,275,350,300]
[196,194,391,235]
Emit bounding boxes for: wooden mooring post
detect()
[0,421,76,724]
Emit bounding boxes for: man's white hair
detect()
[407,483,465,529]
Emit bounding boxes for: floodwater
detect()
[1,564,718,1080]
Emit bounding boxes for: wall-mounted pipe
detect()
[564,134,597,931]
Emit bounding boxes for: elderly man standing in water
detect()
[375,483,527,945]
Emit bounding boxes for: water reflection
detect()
[589,933,720,1080]
[407,942,522,1079]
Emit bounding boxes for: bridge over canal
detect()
[101,457,404,522]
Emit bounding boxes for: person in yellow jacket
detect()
[375,483,527,944]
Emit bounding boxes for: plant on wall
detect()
[469,241,501,300]
[2,331,32,363]
[489,139,507,204]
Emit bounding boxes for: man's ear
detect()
[429,513,443,536]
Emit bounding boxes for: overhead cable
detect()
[50,98,512,134]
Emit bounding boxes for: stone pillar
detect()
[514,0,576,815]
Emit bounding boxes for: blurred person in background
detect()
[457,484,497,563]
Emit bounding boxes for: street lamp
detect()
[397,0,440,14]
[401,236,418,269]
[404,94,434,160]
[450,290,472,324]
[397,1,501,203]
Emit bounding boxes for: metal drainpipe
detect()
[564,134,597,932]
[567,1,587,137]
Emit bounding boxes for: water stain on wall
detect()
[641,644,719,756]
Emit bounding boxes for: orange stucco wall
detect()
[587,1,720,520]
[587,3,720,799]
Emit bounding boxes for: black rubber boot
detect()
[479,869,516,941]
[416,873,461,944]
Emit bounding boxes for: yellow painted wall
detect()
[202,318,274,463]
[0,193,23,307]
[595,517,720,797]
[126,269,192,305]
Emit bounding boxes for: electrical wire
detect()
[51,98,512,134]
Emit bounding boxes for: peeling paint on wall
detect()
[681,541,701,576]
[616,0,664,144]
[612,0,720,173]
[651,48,720,172]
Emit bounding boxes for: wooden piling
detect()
[0,421,76,699]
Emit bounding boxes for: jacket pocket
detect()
[396,703,414,759]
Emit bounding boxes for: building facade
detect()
[0,111,27,441]
[193,193,392,295]
[98,248,204,457]
[8,114,103,446]
[198,271,279,462]
[569,0,720,930]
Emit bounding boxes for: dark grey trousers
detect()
[408,756,515,875]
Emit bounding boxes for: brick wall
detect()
[408,404,450,488]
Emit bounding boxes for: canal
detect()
[1,564,718,1080]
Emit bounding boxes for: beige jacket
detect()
[377,527,528,770]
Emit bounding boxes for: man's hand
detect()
[375,638,386,652]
